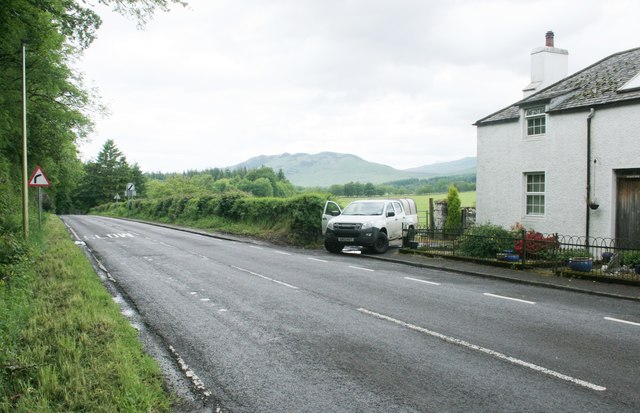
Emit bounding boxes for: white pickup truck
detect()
[321,199,419,254]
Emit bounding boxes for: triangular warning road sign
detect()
[28,166,51,187]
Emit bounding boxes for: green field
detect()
[338,191,476,212]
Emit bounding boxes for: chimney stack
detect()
[545,31,554,47]
[523,31,568,97]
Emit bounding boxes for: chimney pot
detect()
[545,31,554,47]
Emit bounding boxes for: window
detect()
[525,106,546,136]
[525,173,545,216]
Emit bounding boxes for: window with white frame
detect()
[525,173,545,216]
[525,106,546,136]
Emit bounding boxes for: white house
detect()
[475,32,640,246]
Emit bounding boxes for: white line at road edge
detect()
[483,293,536,305]
[357,308,606,392]
[231,265,299,290]
[308,257,328,263]
[604,317,640,327]
[405,277,441,286]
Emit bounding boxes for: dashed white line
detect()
[250,245,263,250]
[483,293,536,305]
[405,277,440,286]
[231,265,299,290]
[357,308,606,392]
[275,250,291,256]
[604,317,640,327]
[349,265,374,272]
[307,257,328,263]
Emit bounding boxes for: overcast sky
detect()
[75,0,640,172]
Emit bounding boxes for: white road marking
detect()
[231,265,299,290]
[357,308,606,392]
[349,265,374,272]
[483,293,536,305]
[308,257,328,263]
[200,298,210,302]
[275,250,291,256]
[64,222,81,241]
[604,317,640,327]
[405,277,440,286]
[190,292,197,295]
[250,245,263,250]
[219,309,227,312]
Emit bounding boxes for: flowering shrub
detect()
[514,231,558,259]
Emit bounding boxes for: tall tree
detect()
[444,184,462,232]
[75,139,137,210]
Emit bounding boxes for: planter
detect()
[636,265,640,275]
[505,254,520,262]
[497,252,520,262]
[569,257,593,272]
[602,252,614,262]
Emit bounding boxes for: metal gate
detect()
[616,170,640,248]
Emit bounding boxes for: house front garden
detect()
[404,224,640,285]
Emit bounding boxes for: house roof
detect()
[475,47,640,125]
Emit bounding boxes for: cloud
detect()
[76,0,640,172]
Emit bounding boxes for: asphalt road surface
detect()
[61,215,640,412]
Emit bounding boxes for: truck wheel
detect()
[372,232,389,254]
[324,239,343,253]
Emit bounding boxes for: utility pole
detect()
[21,39,29,239]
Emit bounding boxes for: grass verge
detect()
[1,215,174,412]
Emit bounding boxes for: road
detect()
[61,215,640,412]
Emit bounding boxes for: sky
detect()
[75,0,640,173]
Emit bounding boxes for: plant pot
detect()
[601,252,614,262]
[497,250,519,262]
[635,265,640,275]
[505,254,520,262]
[569,257,593,272]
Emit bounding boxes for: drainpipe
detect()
[586,108,595,247]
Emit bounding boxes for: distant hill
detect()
[229,152,476,187]
[404,156,477,176]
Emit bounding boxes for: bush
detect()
[457,224,513,258]
[514,231,558,259]
[621,250,640,267]
[555,248,592,262]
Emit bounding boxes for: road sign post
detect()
[28,166,51,229]
[125,183,136,212]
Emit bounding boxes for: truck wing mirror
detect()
[387,211,395,217]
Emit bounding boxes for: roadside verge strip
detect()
[357,307,606,392]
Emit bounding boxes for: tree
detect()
[444,184,462,232]
[75,139,135,211]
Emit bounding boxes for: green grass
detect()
[1,215,174,412]
[338,191,476,211]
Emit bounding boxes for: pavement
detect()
[117,217,640,303]
[368,248,640,302]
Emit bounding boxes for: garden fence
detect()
[407,227,640,282]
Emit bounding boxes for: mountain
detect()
[404,156,477,176]
[229,152,476,187]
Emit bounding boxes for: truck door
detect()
[322,201,341,236]
[386,202,403,240]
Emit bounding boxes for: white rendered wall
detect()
[476,104,640,238]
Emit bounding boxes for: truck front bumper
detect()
[324,227,381,247]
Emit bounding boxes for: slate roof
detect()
[475,47,640,125]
